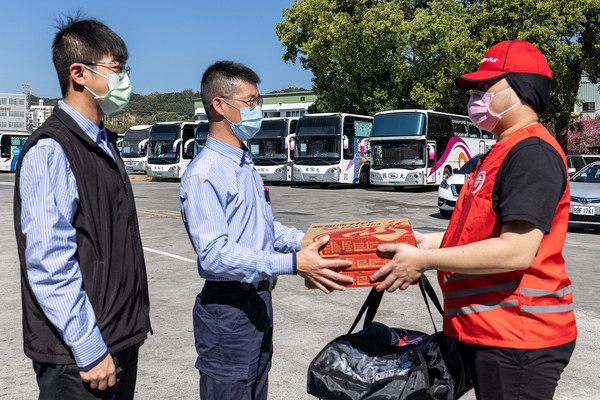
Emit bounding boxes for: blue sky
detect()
[1,0,313,98]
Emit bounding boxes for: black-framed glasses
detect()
[221,96,263,110]
[81,61,130,76]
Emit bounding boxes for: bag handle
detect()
[347,274,444,335]
[418,274,443,333]
[347,287,384,334]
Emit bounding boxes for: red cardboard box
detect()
[300,219,415,257]
[302,219,415,288]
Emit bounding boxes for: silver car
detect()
[437,154,483,218]
[569,160,600,227]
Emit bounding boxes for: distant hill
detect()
[32,87,310,133]
[33,89,200,133]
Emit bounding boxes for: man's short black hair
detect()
[53,15,128,96]
[200,61,260,121]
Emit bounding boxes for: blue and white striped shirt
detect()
[19,102,114,370]
[179,136,304,282]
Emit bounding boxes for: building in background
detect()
[194,90,316,121]
[574,74,600,118]
[29,99,54,130]
[0,93,27,133]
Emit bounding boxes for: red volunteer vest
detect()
[439,123,577,349]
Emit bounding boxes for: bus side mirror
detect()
[428,147,435,160]
[568,167,576,176]
[285,141,288,149]
[343,135,349,150]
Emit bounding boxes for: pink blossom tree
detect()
[567,115,600,154]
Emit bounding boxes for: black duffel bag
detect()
[307,275,473,400]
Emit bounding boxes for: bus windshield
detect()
[148,125,180,164]
[249,120,288,164]
[195,123,209,152]
[371,139,426,170]
[371,113,426,136]
[0,134,28,157]
[295,136,340,164]
[296,116,340,136]
[121,128,149,157]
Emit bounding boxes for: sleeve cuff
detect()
[78,349,109,372]
[272,252,295,276]
[71,327,109,370]
[295,231,305,251]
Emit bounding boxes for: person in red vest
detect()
[370,40,577,399]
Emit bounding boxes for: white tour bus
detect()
[0,132,29,172]
[369,110,495,188]
[195,121,209,155]
[120,124,152,173]
[146,121,197,179]
[249,117,298,183]
[292,113,373,188]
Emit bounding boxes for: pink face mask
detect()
[467,88,520,132]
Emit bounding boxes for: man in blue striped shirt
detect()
[14,17,151,399]
[180,61,353,400]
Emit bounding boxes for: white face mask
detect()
[82,64,132,115]
[467,87,520,132]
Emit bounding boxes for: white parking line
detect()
[143,247,196,263]
[0,182,14,186]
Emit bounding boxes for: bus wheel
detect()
[443,167,452,181]
[318,183,330,188]
[358,168,370,188]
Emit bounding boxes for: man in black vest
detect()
[13,16,151,399]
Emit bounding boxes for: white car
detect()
[437,155,483,218]
[569,160,600,228]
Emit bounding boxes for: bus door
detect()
[426,140,437,184]
[479,140,487,154]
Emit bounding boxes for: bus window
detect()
[428,113,453,160]
[290,119,298,134]
[467,122,480,138]
[182,125,195,159]
[452,118,469,137]
[343,116,355,159]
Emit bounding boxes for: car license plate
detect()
[156,173,162,178]
[309,176,317,182]
[261,175,266,180]
[126,167,133,171]
[573,206,595,216]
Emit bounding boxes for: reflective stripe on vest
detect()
[443,282,518,299]
[444,285,574,316]
[443,273,497,283]
[446,300,519,316]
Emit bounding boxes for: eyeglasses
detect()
[221,96,263,110]
[81,61,131,76]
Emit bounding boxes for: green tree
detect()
[277,0,600,150]
[276,0,412,115]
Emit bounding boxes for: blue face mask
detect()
[222,100,263,140]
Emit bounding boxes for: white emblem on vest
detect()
[471,171,487,193]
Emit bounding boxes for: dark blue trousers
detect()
[193,282,273,400]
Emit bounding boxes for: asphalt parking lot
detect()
[1,172,598,399]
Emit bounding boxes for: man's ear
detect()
[69,63,86,88]
[211,97,226,118]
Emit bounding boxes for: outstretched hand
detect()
[296,235,354,293]
[370,242,427,292]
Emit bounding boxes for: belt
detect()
[205,278,277,293]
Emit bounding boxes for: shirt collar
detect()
[58,101,105,144]
[205,135,253,167]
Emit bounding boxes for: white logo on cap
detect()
[481,57,500,64]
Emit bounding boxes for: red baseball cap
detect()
[457,40,552,89]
